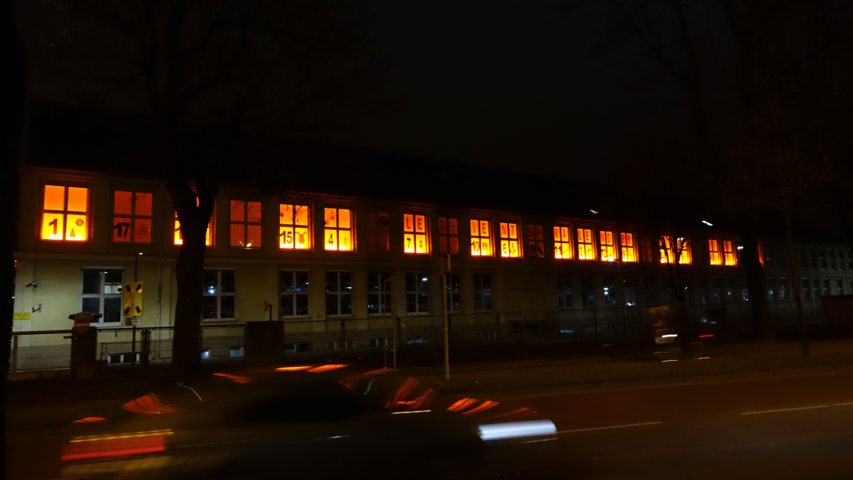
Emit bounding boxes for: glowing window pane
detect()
[279,204,312,250]
[709,239,722,266]
[324,207,353,252]
[470,218,493,257]
[67,187,88,212]
[113,191,153,244]
[65,214,88,241]
[677,238,692,264]
[229,200,262,248]
[403,213,430,255]
[41,185,90,242]
[41,212,65,240]
[723,240,737,266]
[43,185,65,210]
[114,191,133,215]
[599,230,616,262]
[577,228,595,261]
[620,232,637,263]
[499,222,521,258]
[554,226,573,260]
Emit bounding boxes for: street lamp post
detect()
[441,254,451,381]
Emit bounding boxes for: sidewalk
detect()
[402,337,853,395]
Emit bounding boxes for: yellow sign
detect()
[13,312,32,320]
[122,281,144,317]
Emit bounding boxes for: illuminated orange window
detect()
[41,185,89,242]
[723,240,737,266]
[174,210,213,246]
[470,219,493,257]
[660,236,691,264]
[599,230,617,262]
[499,222,521,258]
[553,226,573,260]
[229,200,262,248]
[279,204,311,250]
[438,217,459,255]
[113,191,152,244]
[620,232,638,263]
[403,213,430,255]
[526,224,545,258]
[577,228,595,260]
[366,212,390,253]
[708,239,722,266]
[324,207,353,252]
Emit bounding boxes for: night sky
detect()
[16,0,852,220]
[333,1,693,186]
[18,1,697,188]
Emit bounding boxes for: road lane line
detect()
[558,421,662,434]
[741,405,829,416]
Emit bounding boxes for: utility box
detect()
[245,321,284,366]
[69,312,101,378]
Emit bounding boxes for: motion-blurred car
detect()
[57,364,558,479]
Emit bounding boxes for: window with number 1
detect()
[41,185,89,242]
[279,204,312,250]
[113,191,152,244]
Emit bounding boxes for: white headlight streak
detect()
[477,420,557,441]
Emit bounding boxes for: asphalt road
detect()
[498,369,853,479]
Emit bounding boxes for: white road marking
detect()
[558,421,662,434]
[741,405,829,416]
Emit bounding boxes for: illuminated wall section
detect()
[577,228,595,260]
[324,207,353,251]
[620,232,638,262]
[470,219,493,257]
[438,217,459,255]
[41,185,89,242]
[403,213,430,254]
[113,190,152,243]
[599,230,617,262]
[279,204,311,250]
[499,222,521,258]
[553,226,573,260]
[229,200,262,248]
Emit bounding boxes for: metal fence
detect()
[13,301,823,375]
[9,308,658,374]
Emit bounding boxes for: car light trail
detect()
[478,420,557,441]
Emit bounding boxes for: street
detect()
[501,369,853,479]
